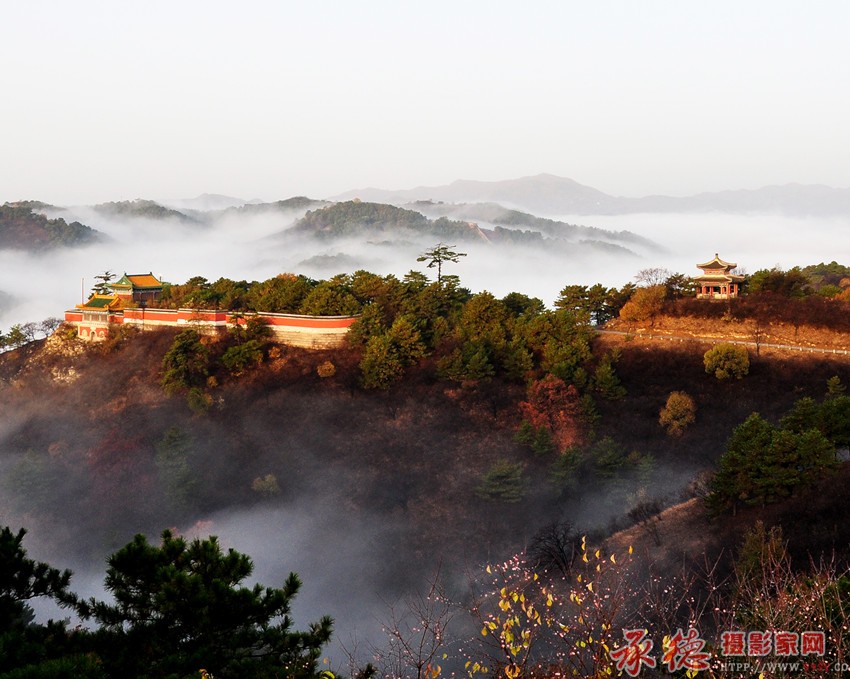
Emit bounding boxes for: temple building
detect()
[73,294,124,341]
[110,273,163,304]
[694,254,744,299]
[65,268,361,348]
[65,289,359,348]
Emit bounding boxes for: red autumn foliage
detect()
[519,375,586,450]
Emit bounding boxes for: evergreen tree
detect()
[360,334,405,390]
[77,530,332,679]
[359,316,426,389]
[708,413,774,514]
[708,412,836,514]
[0,527,89,675]
[90,271,114,297]
[416,243,467,284]
[4,325,27,349]
[0,527,72,635]
[826,375,847,398]
[160,330,210,394]
[476,460,527,503]
[592,353,627,400]
[154,427,197,513]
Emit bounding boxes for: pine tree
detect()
[160,330,210,394]
[90,271,114,296]
[77,530,332,679]
[416,243,467,284]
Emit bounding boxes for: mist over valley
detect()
[5,1,850,673]
[3,175,850,676]
[3,175,848,330]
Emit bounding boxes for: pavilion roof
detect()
[697,253,737,271]
[694,273,745,283]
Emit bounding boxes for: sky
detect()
[2,1,849,205]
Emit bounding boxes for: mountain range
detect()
[333,174,850,217]
[5,173,847,253]
[1,194,660,257]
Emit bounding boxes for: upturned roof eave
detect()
[697,254,737,270]
[694,274,745,283]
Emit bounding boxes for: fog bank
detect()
[4,208,847,332]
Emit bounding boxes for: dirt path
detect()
[597,328,850,358]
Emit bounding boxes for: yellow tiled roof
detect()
[126,273,162,288]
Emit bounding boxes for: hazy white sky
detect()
[2,1,849,205]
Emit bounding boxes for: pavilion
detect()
[694,254,744,299]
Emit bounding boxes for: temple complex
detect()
[109,273,163,304]
[694,254,744,299]
[66,297,358,348]
[66,272,358,348]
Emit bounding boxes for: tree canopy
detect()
[708,410,837,514]
[704,343,750,380]
[78,530,333,679]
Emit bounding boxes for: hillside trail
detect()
[597,328,850,358]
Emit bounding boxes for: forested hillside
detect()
[4,264,850,677]
[291,200,481,242]
[0,204,102,250]
[409,199,659,250]
[216,196,329,216]
[288,200,651,255]
[91,199,200,224]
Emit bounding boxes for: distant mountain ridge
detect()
[214,196,329,218]
[408,200,659,251]
[333,174,850,217]
[91,199,201,224]
[5,192,661,259]
[284,200,657,256]
[159,193,261,212]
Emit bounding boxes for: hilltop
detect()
[408,199,660,251]
[4,297,850,564]
[290,200,487,242]
[90,199,202,225]
[608,461,850,578]
[5,276,850,674]
[0,204,103,251]
[284,199,653,256]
